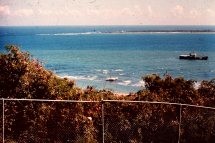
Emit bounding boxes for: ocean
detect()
[1,25,215,93]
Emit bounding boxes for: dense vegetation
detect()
[0,45,215,142]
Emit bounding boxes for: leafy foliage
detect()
[136,74,215,107]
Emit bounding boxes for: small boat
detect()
[106,77,118,82]
[179,52,208,60]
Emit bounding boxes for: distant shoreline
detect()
[2,25,215,36]
[102,30,215,34]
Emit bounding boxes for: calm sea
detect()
[1,26,215,93]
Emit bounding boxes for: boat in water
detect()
[179,52,208,60]
[106,77,118,82]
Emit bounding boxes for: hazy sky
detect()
[0,0,215,26]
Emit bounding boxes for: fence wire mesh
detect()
[180,106,215,143]
[0,100,2,142]
[103,102,180,143]
[1,99,215,143]
[2,100,102,143]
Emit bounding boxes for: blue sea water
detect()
[1,25,215,93]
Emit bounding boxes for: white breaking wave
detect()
[131,80,145,87]
[36,32,101,36]
[59,75,97,81]
[119,73,125,76]
[102,70,109,74]
[117,80,132,86]
[95,69,102,72]
[115,69,123,72]
[36,34,51,35]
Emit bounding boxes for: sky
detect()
[0,0,215,26]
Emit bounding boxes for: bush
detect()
[0,45,78,99]
[137,74,215,107]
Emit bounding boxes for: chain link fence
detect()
[0,100,2,142]
[180,106,215,142]
[104,102,180,143]
[1,99,215,143]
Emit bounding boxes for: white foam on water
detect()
[59,74,97,81]
[36,34,51,35]
[102,70,109,74]
[37,32,101,36]
[119,73,125,75]
[117,80,132,86]
[115,69,123,72]
[95,69,102,72]
[131,80,145,87]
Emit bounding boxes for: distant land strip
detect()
[106,29,215,34]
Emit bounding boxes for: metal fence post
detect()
[102,100,105,143]
[178,104,182,143]
[2,99,4,143]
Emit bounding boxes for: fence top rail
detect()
[1,98,215,110]
[0,98,100,103]
[103,100,215,110]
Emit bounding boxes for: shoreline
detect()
[58,74,204,96]
[58,74,204,95]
